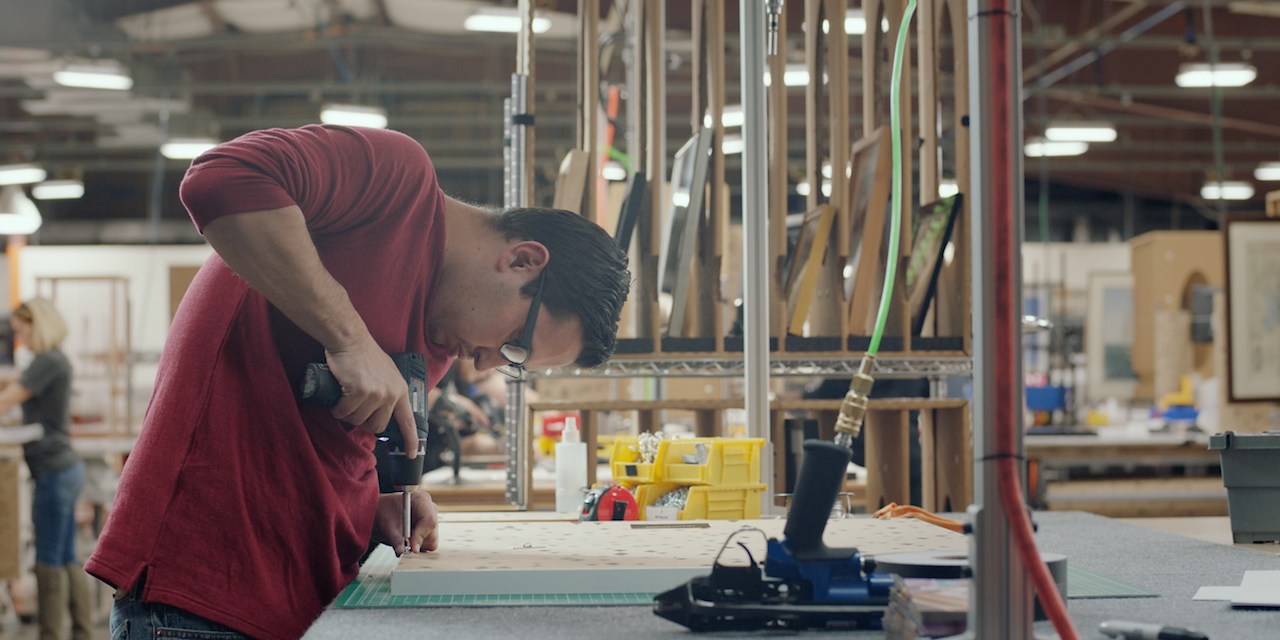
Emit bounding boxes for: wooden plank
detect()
[864,409,910,510]
[551,149,589,213]
[577,0,599,222]
[390,517,967,596]
[1044,477,1227,518]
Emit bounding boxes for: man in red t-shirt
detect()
[85,125,630,640]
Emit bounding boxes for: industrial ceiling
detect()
[1,0,1277,243]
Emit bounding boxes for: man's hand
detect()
[202,207,421,454]
[324,343,418,457]
[373,491,439,556]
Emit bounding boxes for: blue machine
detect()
[654,442,893,631]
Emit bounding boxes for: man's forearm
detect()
[201,206,372,353]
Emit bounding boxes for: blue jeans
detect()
[110,591,252,640]
[32,459,84,566]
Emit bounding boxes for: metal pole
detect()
[511,73,530,208]
[503,97,513,209]
[968,0,1033,637]
[503,376,529,508]
[505,75,531,509]
[740,0,770,451]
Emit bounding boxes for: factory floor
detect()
[5,618,110,640]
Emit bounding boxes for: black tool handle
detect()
[299,363,343,407]
[784,440,852,557]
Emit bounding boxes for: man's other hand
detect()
[373,491,440,556]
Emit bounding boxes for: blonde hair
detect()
[13,298,68,353]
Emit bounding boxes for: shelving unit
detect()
[492,0,976,516]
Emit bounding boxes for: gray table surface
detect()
[303,511,1280,639]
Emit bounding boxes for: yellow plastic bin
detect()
[657,438,765,486]
[608,436,658,485]
[636,482,765,521]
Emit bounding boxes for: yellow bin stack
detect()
[610,436,765,521]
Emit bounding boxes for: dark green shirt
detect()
[20,348,76,478]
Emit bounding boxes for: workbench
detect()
[302,511,1280,639]
[1026,432,1225,516]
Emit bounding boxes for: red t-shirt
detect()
[86,125,453,640]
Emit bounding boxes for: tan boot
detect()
[34,563,67,640]
[65,564,94,640]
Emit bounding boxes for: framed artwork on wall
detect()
[844,127,893,334]
[657,128,713,337]
[784,204,838,335]
[1224,215,1280,402]
[906,194,963,336]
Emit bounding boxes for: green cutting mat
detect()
[1067,564,1157,598]
[333,546,653,607]
[332,546,1154,608]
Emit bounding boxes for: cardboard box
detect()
[1129,231,1223,400]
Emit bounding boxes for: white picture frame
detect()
[1086,271,1137,401]
[657,128,713,337]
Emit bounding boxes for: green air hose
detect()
[834,0,919,449]
[867,0,918,356]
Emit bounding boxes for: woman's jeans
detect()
[32,459,84,566]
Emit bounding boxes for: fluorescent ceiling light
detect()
[1044,121,1117,143]
[161,138,218,160]
[0,164,47,186]
[939,179,959,198]
[834,9,888,35]
[1175,62,1256,88]
[52,63,133,90]
[1201,180,1254,200]
[1024,137,1088,157]
[602,160,626,182]
[721,105,743,128]
[0,185,43,235]
[795,180,832,197]
[32,179,84,200]
[764,64,811,87]
[702,105,743,129]
[464,8,550,34]
[1254,162,1280,181]
[722,134,745,155]
[320,104,388,129]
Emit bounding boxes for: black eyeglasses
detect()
[496,271,545,379]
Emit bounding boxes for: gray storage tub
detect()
[1209,431,1280,544]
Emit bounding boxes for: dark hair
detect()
[492,208,630,368]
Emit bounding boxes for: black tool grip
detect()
[784,440,852,557]
[299,363,343,407]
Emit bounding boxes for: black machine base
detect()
[654,562,886,632]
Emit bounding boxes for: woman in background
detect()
[0,298,91,640]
